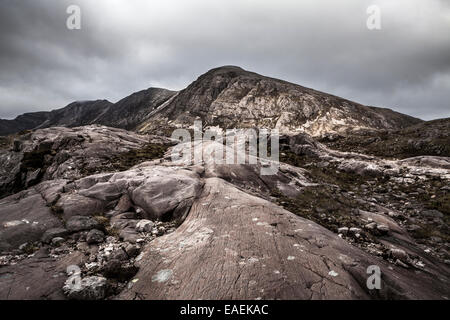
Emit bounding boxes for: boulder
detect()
[108,248,129,261]
[0,189,62,252]
[119,228,141,244]
[102,259,139,281]
[41,228,70,244]
[129,167,202,221]
[66,216,103,232]
[422,210,444,219]
[125,244,140,258]
[376,224,390,234]
[79,181,125,202]
[389,248,409,262]
[364,222,377,231]
[136,220,154,233]
[51,237,65,246]
[57,194,105,219]
[86,229,105,244]
[338,160,383,177]
[0,251,87,300]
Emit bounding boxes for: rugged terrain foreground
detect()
[0,67,449,300]
[0,125,448,300]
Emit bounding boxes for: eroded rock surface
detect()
[0,125,172,198]
[0,124,449,300]
[120,177,448,299]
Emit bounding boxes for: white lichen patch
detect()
[152,269,173,283]
[3,220,25,228]
[248,257,260,264]
[224,248,238,256]
[178,227,213,249]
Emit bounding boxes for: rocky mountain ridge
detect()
[138,66,423,136]
[0,88,176,136]
[1,66,422,137]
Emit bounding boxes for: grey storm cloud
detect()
[0,0,449,120]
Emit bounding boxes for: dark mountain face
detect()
[0,88,175,135]
[0,112,50,136]
[0,100,113,136]
[34,100,113,129]
[96,87,176,130]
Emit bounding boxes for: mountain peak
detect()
[138,67,422,135]
[207,65,245,73]
[200,65,258,79]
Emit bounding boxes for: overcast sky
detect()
[0,0,449,120]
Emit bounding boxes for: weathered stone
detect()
[119,177,450,300]
[390,248,408,262]
[124,244,140,258]
[135,220,154,233]
[66,216,103,232]
[79,181,125,202]
[18,242,30,252]
[41,228,70,244]
[115,194,133,213]
[0,125,152,197]
[76,241,89,253]
[129,167,202,221]
[0,189,62,252]
[364,222,377,231]
[338,160,383,177]
[376,224,390,234]
[102,259,139,281]
[422,210,444,219]
[349,227,362,234]
[119,228,140,244]
[0,251,87,299]
[86,229,104,244]
[57,194,105,219]
[63,276,107,300]
[51,237,65,246]
[34,247,49,258]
